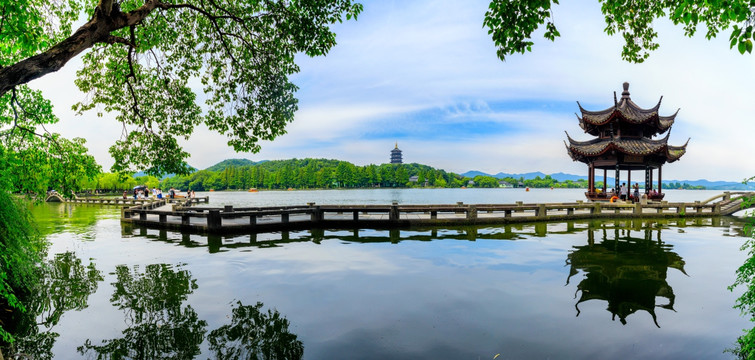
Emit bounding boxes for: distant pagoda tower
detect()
[390,142,403,164]
[565,82,689,201]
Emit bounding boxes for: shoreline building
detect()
[564,83,689,202]
[390,143,403,164]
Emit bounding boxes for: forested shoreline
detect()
[90,158,594,192]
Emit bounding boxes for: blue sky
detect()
[33,0,755,181]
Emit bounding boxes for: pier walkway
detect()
[120,192,755,235]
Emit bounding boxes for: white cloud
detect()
[24,0,755,181]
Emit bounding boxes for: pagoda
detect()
[390,143,403,164]
[565,83,689,201]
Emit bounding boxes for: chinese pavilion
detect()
[390,143,403,164]
[565,83,689,201]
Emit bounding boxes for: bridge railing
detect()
[122,199,726,234]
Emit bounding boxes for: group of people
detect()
[614,182,642,202]
[122,187,196,200]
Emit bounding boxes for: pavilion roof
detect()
[576,83,679,136]
[564,131,689,164]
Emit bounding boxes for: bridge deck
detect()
[118,192,754,235]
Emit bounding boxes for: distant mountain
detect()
[205,158,263,172]
[460,170,754,190]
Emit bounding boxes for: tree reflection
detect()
[77,263,207,359]
[566,223,686,327]
[78,264,303,360]
[11,252,103,360]
[208,301,303,360]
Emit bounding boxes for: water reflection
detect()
[122,216,739,252]
[566,223,686,327]
[12,252,103,360]
[31,203,114,239]
[77,264,302,360]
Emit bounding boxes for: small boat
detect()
[209,189,215,192]
[248,188,258,192]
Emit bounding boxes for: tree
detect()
[484,0,755,63]
[1,0,363,176]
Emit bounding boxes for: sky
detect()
[31,0,755,182]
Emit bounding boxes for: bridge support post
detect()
[567,208,574,215]
[536,204,546,218]
[695,201,702,214]
[466,205,477,220]
[390,202,400,222]
[250,215,257,225]
[208,210,221,230]
[714,203,721,215]
[353,211,359,221]
[505,210,512,217]
[281,212,289,223]
[592,203,601,215]
[139,212,147,221]
[430,211,437,219]
[634,203,642,214]
[224,205,233,212]
[159,214,167,223]
[311,205,322,223]
[182,214,191,226]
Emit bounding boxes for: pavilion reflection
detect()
[566,222,687,327]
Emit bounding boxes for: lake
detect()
[20,188,753,359]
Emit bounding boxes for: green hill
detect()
[205,158,260,172]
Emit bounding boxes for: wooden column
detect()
[658,166,663,194]
[588,163,594,193]
[603,169,607,191]
[614,164,620,193]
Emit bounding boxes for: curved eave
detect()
[579,96,671,126]
[565,134,685,163]
[666,138,690,163]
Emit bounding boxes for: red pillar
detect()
[658,166,662,194]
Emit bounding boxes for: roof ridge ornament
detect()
[621,82,630,100]
[614,91,618,108]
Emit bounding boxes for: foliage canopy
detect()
[0,0,362,178]
[484,0,755,63]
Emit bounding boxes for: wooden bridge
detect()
[120,192,755,235]
[44,193,209,206]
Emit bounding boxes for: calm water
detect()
[22,189,753,359]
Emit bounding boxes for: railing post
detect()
[536,204,546,218]
[505,209,512,217]
[724,191,731,201]
[208,210,221,230]
[592,202,601,214]
[634,203,642,214]
[567,207,574,215]
[390,202,400,222]
[695,201,702,213]
[311,205,322,223]
[466,205,477,220]
[714,203,721,215]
